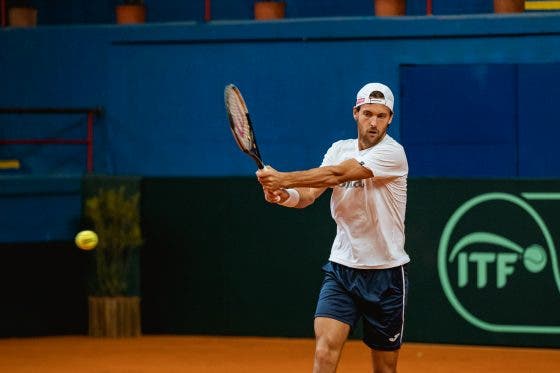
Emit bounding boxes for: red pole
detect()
[87,111,94,173]
[1,0,6,27]
[426,0,432,15]
[204,0,211,22]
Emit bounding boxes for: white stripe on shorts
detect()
[400,266,406,344]
[399,265,406,345]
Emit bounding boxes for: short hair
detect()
[369,91,385,99]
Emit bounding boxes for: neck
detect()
[358,132,386,151]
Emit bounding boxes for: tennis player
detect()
[256,82,409,373]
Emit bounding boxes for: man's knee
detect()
[314,334,346,372]
[371,349,399,373]
[314,343,339,367]
[313,318,350,371]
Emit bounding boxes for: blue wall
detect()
[401,63,560,177]
[4,14,560,177]
[3,12,560,241]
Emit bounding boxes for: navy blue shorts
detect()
[314,261,408,351]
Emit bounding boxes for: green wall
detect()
[0,241,89,336]
[406,179,560,348]
[2,176,560,348]
[140,177,335,336]
[140,177,560,348]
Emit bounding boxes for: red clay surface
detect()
[0,336,558,372]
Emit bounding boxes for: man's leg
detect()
[313,317,350,373]
[362,265,407,373]
[371,349,399,373]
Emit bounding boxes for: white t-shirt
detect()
[320,135,410,269]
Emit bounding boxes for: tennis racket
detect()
[224,84,264,169]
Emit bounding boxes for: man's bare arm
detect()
[257,159,373,190]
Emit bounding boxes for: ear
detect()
[388,112,394,125]
[352,107,359,121]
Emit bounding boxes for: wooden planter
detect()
[89,296,141,337]
[494,0,525,13]
[374,0,406,16]
[115,5,146,24]
[8,7,37,27]
[254,1,286,20]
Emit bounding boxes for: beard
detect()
[359,128,385,149]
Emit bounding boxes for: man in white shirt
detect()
[256,83,409,373]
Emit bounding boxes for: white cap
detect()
[354,83,394,112]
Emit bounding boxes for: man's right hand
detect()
[263,188,289,204]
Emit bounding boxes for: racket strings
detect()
[226,92,253,150]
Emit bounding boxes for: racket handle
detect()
[255,158,265,169]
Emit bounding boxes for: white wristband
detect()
[279,188,300,208]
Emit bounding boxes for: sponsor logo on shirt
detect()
[339,180,364,188]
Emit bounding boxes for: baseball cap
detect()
[353,83,394,112]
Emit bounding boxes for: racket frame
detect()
[224,84,265,169]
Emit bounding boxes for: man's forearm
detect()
[292,187,324,208]
[281,159,373,189]
[281,166,344,189]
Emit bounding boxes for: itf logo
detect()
[438,192,560,334]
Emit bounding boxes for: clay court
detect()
[1,335,559,372]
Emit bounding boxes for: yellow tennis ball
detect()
[75,230,98,251]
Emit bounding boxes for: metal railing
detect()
[0,107,103,173]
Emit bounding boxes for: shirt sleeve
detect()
[355,143,408,179]
[320,142,339,167]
